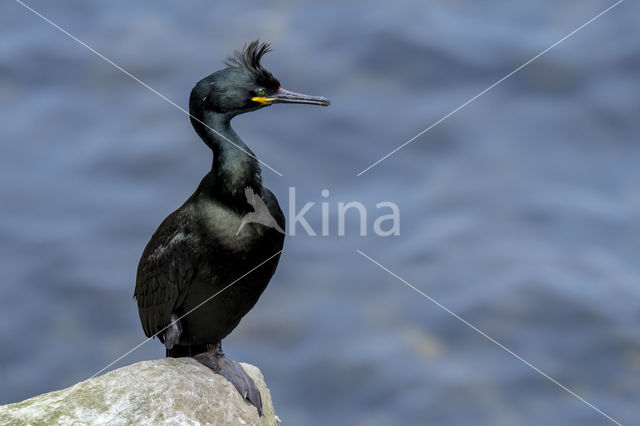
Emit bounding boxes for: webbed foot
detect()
[192,342,263,416]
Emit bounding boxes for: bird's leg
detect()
[192,341,263,416]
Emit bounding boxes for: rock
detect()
[0,358,279,425]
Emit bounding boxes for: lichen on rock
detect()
[0,358,279,425]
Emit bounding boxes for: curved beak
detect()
[253,87,330,107]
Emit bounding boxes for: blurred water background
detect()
[1,1,639,424]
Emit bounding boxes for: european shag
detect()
[134,40,329,415]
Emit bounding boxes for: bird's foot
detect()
[192,343,262,416]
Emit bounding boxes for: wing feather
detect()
[134,209,200,338]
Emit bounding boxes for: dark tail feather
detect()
[166,344,210,358]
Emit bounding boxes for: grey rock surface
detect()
[0,358,278,425]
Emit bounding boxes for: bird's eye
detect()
[256,88,266,96]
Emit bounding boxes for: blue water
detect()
[1,1,639,424]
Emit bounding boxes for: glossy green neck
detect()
[198,111,262,197]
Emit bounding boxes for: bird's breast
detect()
[194,198,276,254]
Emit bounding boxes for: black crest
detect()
[225,40,279,88]
[225,40,271,70]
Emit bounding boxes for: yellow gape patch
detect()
[251,97,274,104]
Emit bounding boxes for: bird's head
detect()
[189,40,330,120]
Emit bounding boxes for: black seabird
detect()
[134,40,330,415]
